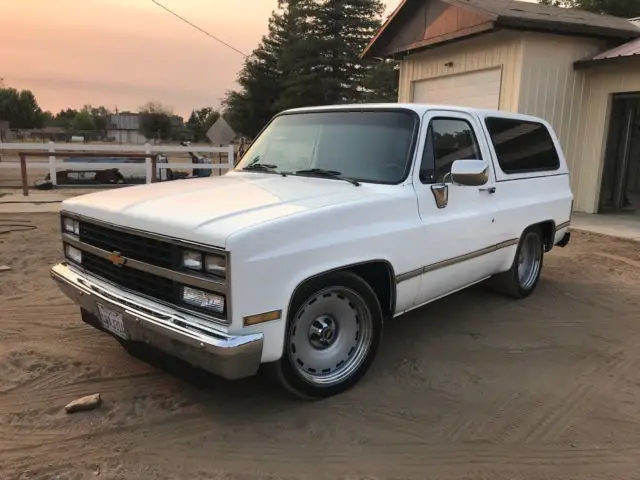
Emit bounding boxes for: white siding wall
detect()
[399,31,524,111]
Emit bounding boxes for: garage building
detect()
[363,0,640,215]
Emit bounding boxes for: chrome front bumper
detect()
[50,262,263,380]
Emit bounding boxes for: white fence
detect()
[0,142,235,194]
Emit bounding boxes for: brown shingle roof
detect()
[449,0,640,39]
[363,0,640,58]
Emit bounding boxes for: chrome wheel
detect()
[288,287,373,387]
[517,231,542,290]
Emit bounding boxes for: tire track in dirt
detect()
[0,372,171,414]
[5,415,640,473]
[513,347,630,444]
[538,353,640,444]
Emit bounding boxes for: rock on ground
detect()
[64,393,102,414]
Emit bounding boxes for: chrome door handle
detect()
[479,186,496,194]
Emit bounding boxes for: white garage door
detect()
[412,68,502,110]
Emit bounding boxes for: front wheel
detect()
[488,226,544,299]
[267,271,383,400]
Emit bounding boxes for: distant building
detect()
[107,112,147,144]
[106,112,187,143]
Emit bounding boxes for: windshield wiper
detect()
[241,163,287,176]
[292,169,360,187]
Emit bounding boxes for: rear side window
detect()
[484,117,560,174]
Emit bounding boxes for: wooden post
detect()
[144,142,152,184]
[151,156,158,183]
[48,141,57,187]
[20,152,28,196]
[227,144,235,172]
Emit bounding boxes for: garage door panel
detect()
[412,68,502,110]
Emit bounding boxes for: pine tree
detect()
[316,0,387,104]
[223,8,288,137]
[362,59,400,103]
[275,0,328,111]
[224,0,398,137]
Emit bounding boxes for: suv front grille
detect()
[79,221,175,269]
[82,251,177,304]
[71,219,228,321]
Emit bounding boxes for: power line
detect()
[150,0,248,57]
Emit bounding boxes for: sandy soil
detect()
[2,214,640,479]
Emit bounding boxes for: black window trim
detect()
[234,107,422,186]
[483,116,561,175]
[419,115,483,185]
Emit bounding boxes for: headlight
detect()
[63,217,80,235]
[65,244,82,264]
[182,250,203,270]
[182,250,226,278]
[204,254,226,276]
[182,286,225,315]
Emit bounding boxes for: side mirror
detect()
[450,159,489,187]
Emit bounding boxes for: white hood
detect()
[61,172,380,248]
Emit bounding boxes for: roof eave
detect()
[574,54,640,69]
[366,21,497,59]
[495,17,640,41]
[361,0,409,59]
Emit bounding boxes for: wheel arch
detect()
[286,259,397,323]
[527,219,556,252]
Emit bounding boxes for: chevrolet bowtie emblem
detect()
[108,251,126,267]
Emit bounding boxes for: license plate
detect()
[96,304,129,340]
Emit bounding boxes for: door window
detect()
[420,118,482,183]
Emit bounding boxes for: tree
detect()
[71,108,96,131]
[41,111,55,127]
[315,0,387,104]
[361,59,399,103]
[223,6,288,137]
[223,0,394,137]
[89,105,110,132]
[539,0,640,17]
[52,108,79,129]
[273,0,327,111]
[0,87,44,129]
[139,101,174,140]
[186,107,221,142]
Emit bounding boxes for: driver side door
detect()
[412,110,502,305]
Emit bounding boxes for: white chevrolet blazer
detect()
[51,103,573,399]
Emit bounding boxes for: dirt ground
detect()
[2,213,640,480]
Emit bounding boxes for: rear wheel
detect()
[268,271,383,400]
[488,226,544,299]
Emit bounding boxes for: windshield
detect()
[234,109,419,184]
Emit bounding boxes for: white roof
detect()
[282,103,553,127]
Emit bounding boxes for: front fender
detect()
[227,196,422,363]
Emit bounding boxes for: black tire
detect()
[266,271,383,400]
[488,226,544,299]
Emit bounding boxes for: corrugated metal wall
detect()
[398,31,523,111]
[517,33,607,213]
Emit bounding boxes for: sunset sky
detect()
[0,0,534,117]
[0,0,398,116]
